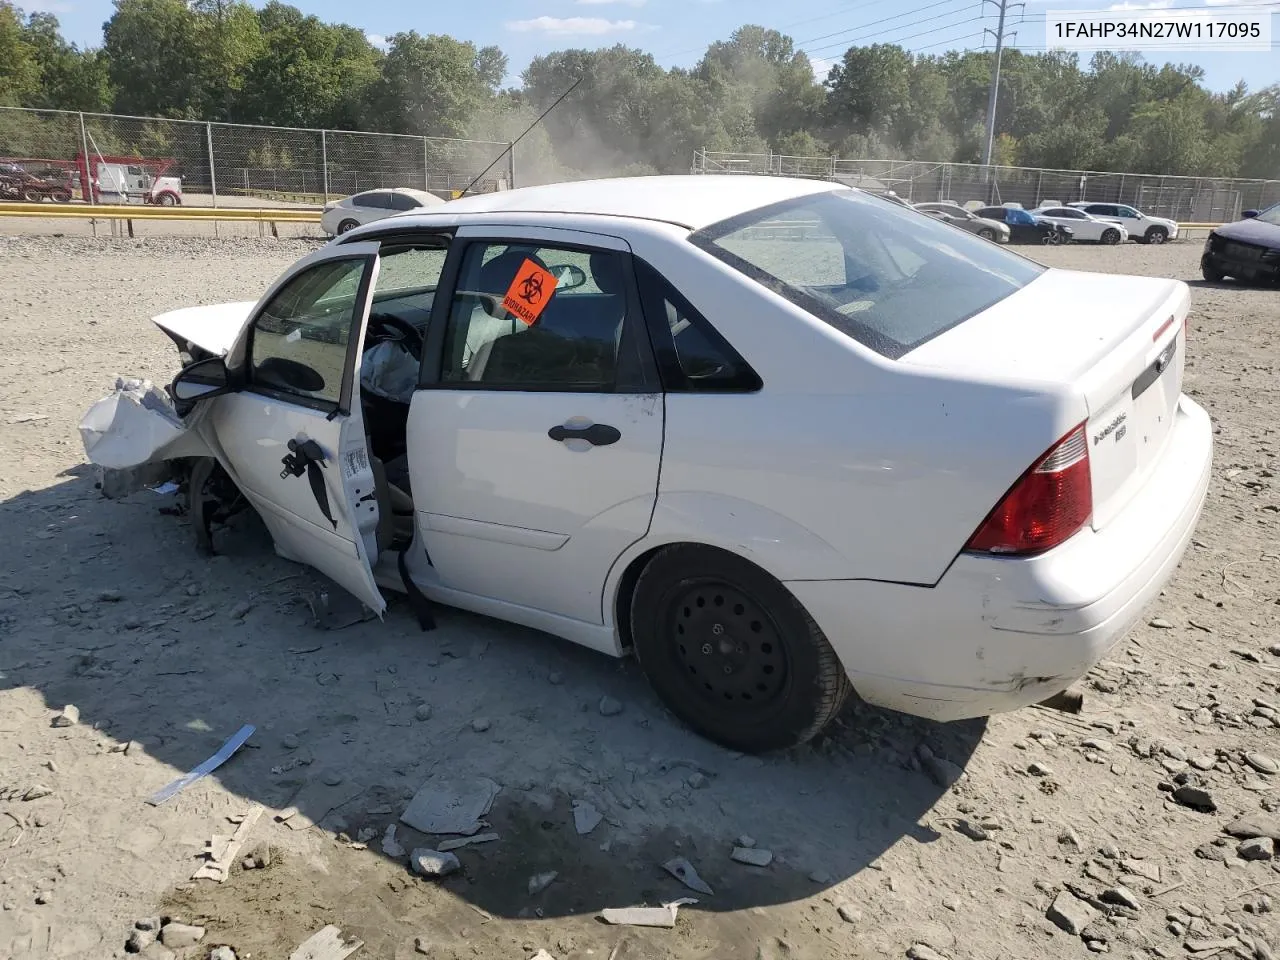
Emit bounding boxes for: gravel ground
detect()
[0,235,1278,960]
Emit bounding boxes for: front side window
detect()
[1117,206,1141,218]
[249,259,368,405]
[1254,203,1280,226]
[440,242,629,389]
[692,190,1044,358]
[1006,208,1035,225]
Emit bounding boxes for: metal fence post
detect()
[508,141,516,189]
[206,122,219,238]
[76,111,98,237]
[422,136,430,191]
[321,129,329,203]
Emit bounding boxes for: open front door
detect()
[205,242,387,614]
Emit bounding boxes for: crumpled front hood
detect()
[152,301,256,358]
[1215,217,1280,249]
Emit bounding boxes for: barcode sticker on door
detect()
[343,448,369,480]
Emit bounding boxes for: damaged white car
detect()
[80,175,1213,752]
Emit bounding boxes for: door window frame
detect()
[417,231,660,395]
[233,248,379,416]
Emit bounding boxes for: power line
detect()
[801,13,989,57]
[794,0,971,47]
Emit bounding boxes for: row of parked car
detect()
[905,198,1180,246]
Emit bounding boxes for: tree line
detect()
[1,0,1277,182]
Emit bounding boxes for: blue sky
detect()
[31,0,1280,92]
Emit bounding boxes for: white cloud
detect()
[576,0,647,6]
[505,16,639,34]
[366,32,390,50]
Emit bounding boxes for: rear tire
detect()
[50,187,72,203]
[977,227,996,241]
[20,188,43,203]
[630,544,852,753]
[1145,227,1168,245]
[337,218,359,235]
[1101,228,1121,245]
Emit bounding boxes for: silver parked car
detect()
[915,202,1011,243]
[321,188,446,236]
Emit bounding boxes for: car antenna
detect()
[460,76,583,196]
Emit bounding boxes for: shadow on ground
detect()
[0,471,985,957]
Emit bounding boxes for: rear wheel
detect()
[20,188,43,203]
[630,544,851,753]
[977,227,996,241]
[337,218,360,235]
[50,187,72,203]
[1145,227,1168,245]
[1101,228,1121,245]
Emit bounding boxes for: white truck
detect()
[92,160,183,205]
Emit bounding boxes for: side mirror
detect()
[171,356,231,403]
[1242,209,1260,219]
[548,263,588,291]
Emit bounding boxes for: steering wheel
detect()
[367,312,424,361]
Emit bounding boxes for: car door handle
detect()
[547,423,621,446]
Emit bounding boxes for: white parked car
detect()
[1067,202,1180,244]
[80,175,1212,753]
[1030,205,1129,244]
[321,188,445,235]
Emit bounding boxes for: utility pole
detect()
[981,0,1023,166]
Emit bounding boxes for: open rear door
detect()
[204,241,387,614]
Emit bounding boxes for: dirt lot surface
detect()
[1,234,1278,960]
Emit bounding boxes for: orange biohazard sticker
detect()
[501,259,558,326]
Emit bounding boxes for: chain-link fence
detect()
[0,105,515,208]
[693,150,1280,223]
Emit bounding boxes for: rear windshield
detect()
[691,190,1045,359]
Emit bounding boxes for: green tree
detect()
[102,0,203,117]
[0,2,41,106]
[367,31,506,139]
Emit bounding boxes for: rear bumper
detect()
[788,394,1213,722]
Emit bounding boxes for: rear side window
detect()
[692,190,1044,359]
[352,191,389,209]
[387,192,420,211]
[634,260,760,392]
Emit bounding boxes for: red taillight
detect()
[964,424,1092,556]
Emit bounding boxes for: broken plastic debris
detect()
[663,857,714,895]
[287,924,363,960]
[79,377,187,470]
[149,480,180,495]
[146,724,255,805]
[400,777,501,836]
[600,898,697,928]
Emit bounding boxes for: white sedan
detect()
[80,175,1212,753]
[1031,205,1129,244]
[320,188,445,236]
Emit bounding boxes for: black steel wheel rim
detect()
[662,579,791,712]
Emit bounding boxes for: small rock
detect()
[1224,814,1280,841]
[411,849,460,877]
[471,718,492,733]
[1027,762,1053,777]
[572,801,602,836]
[954,820,988,841]
[1163,744,1188,762]
[1149,618,1173,629]
[1121,859,1160,883]
[1047,891,1099,935]
[98,588,122,602]
[1190,756,1215,771]
[51,704,79,728]
[1059,828,1082,849]
[548,671,564,685]
[1099,843,1121,860]
[1195,843,1230,862]
[139,946,175,960]
[1238,837,1275,861]
[209,948,237,960]
[528,871,557,895]
[415,704,433,722]
[1092,678,1118,694]
[836,902,860,924]
[1101,886,1140,910]
[382,825,406,858]
[1082,739,1112,753]
[356,827,377,843]
[135,918,161,932]
[907,946,949,960]
[915,745,964,789]
[414,936,432,955]
[731,846,774,867]
[281,734,300,751]
[158,924,205,949]
[1085,942,1108,954]
[34,890,51,905]
[737,834,756,848]
[1192,708,1214,725]
[598,696,623,717]
[1172,785,1216,812]
[686,772,708,790]
[125,930,154,953]
[1246,753,1279,776]
[322,772,343,787]
[809,869,831,884]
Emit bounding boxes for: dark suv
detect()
[1202,204,1280,285]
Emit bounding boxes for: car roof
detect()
[407,175,843,230]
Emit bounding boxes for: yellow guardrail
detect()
[0,201,320,222]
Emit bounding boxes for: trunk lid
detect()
[900,267,1189,531]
